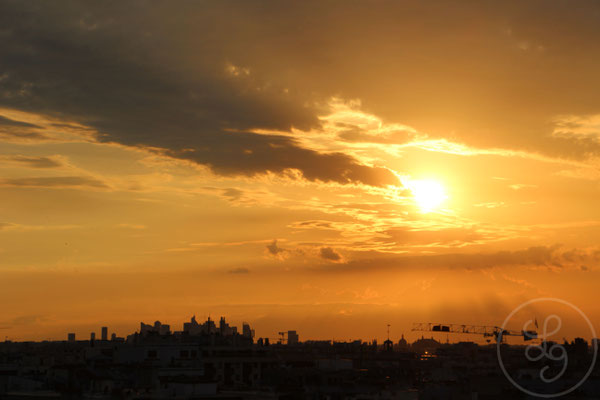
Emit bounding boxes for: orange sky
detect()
[2,1,600,343]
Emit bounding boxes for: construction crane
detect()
[278,331,287,344]
[412,322,537,342]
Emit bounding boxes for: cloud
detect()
[11,315,46,326]
[509,183,537,190]
[553,114,600,141]
[0,155,63,168]
[0,176,107,189]
[0,2,400,187]
[228,267,250,274]
[0,314,46,329]
[474,202,507,209]
[221,188,244,202]
[266,240,286,257]
[322,245,588,272]
[2,0,600,184]
[336,126,416,145]
[381,227,489,247]
[0,115,40,128]
[320,247,342,262]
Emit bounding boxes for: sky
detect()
[2,0,600,343]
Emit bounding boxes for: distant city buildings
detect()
[287,330,299,345]
[398,334,409,351]
[101,326,108,341]
[180,315,248,339]
[242,322,255,339]
[5,317,600,400]
[183,315,217,335]
[140,320,171,336]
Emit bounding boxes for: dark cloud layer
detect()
[2,0,600,182]
[0,1,399,187]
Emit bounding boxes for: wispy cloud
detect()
[0,176,108,189]
[0,155,63,168]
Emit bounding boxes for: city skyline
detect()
[2,1,600,344]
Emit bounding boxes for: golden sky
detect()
[2,1,600,342]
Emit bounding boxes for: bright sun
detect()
[408,179,447,212]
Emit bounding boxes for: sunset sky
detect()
[2,0,600,342]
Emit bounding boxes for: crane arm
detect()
[412,322,536,341]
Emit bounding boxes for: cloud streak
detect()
[320,245,600,273]
[0,155,63,168]
[0,176,107,189]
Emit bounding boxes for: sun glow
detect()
[408,179,447,212]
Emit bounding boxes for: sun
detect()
[408,179,447,212]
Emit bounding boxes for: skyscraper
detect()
[288,330,299,345]
[101,326,108,341]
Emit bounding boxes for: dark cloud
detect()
[266,239,286,256]
[0,176,107,189]
[2,155,62,168]
[1,0,599,173]
[0,115,40,128]
[320,247,342,262]
[0,1,399,187]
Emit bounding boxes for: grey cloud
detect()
[0,1,399,187]
[1,0,600,167]
[320,247,342,262]
[221,188,244,201]
[266,239,286,256]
